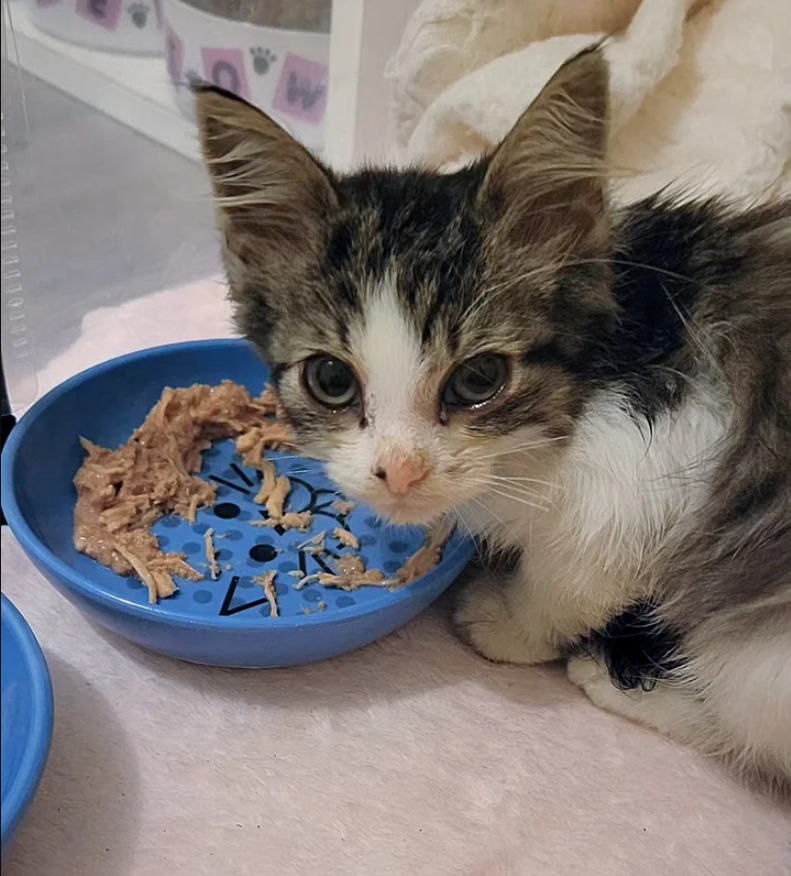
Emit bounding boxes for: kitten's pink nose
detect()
[374,455,430,495]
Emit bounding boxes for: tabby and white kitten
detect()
[195,48,791,797]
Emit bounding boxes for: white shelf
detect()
[8,1,200,162]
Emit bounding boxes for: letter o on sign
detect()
[212,61,241,95]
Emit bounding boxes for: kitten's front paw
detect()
[567,654,608,690]
[454,581,560,665]
[567,655,625,712]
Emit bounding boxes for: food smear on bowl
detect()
[253,571,279,618]
[73,380,450,608]
[250,511,314,531]
[333,527,360,550]
[253,459,277,504]
[204,527,221,580]
[336,554,366,576]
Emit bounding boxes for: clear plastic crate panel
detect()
[2,95,38,411]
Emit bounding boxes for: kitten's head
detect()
[196,48,614,525]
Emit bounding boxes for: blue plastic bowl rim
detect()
[0,339,476,632]
[0,593,54,849]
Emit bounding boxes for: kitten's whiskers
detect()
[475,436,568,461]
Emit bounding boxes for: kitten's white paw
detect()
[567,655,633,713]
[568,656,687,741]
[567,654,609,690]
[454,582,560,664]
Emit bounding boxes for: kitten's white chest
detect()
[463,389,731,617]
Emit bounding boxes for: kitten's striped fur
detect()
[196,47,791,797]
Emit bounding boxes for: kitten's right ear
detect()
[194,86,338,268]
[479,45,610,250]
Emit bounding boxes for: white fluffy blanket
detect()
[387,0,791,203]
[2,280,789,875]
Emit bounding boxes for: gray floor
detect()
[6,75,223,371]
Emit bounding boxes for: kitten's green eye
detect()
[444,354,508,408]
[303,356,359,409]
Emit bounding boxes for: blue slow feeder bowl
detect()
[1,594,54,857]
[1,340,475,668]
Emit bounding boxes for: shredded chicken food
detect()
[73,381,293,603]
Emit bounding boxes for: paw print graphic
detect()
[250,47,277,75]
[127,2,150,28]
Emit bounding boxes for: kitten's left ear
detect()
[194,86,338,271]
[479,46,610,249]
